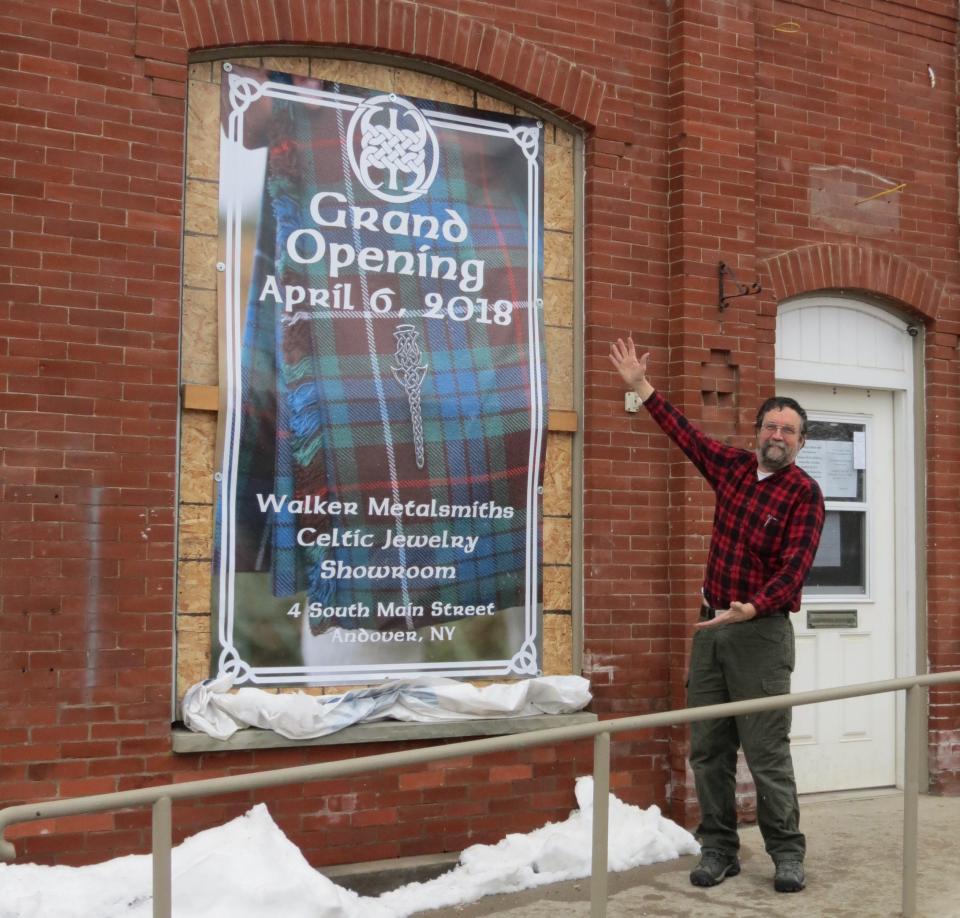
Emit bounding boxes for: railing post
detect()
[152,795,172,918]
[590,731,610,918]
[902,684,922,918]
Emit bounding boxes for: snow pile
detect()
[0,777,698,918]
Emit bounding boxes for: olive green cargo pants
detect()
[687,613,805,863]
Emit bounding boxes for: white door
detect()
[785,383,897,793]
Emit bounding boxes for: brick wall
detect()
[1,0,186,858]
[752,0,960,796]
[2,0,959,868]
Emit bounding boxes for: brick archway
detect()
[175,0,604,127]
[760,243,944,321]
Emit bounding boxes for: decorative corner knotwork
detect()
[718,261,762,312]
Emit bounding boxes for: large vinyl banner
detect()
[212,65,547,686]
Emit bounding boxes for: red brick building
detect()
[2,0,959,869]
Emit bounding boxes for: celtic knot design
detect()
[218,644,254,683]
[348,94,439,203]
[390,324,429,469]
[509,638,540,675]
[511,125,541,163]
[228,74,266,115]
[361,116,428,193]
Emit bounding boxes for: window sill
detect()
[172,711,598,754]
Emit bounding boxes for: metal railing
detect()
[1,670,957,918]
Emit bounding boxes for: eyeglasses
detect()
[760,422,799,438]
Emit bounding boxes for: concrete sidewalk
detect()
[439,791,960,918]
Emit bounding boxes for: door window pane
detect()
[805,510,866,594]
[796,421,865,502]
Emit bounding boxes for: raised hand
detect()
[609,337,653,400]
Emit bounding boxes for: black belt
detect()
[699,603,790,620]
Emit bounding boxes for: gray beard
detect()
[759,442,791,472]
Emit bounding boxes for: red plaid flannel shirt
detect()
[645,391,825,616]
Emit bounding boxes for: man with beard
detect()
[609,338,825,894]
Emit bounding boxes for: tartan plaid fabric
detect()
[217,69,547,644]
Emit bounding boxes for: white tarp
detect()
[182,675,592,741]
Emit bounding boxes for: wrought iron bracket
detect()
[718,261,761,312]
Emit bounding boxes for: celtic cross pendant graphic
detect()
[390,324,428,468]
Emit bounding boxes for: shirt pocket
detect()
[748,514,783,557]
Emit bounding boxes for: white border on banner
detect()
[215,68,545,686]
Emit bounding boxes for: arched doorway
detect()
[776,296,920,793]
